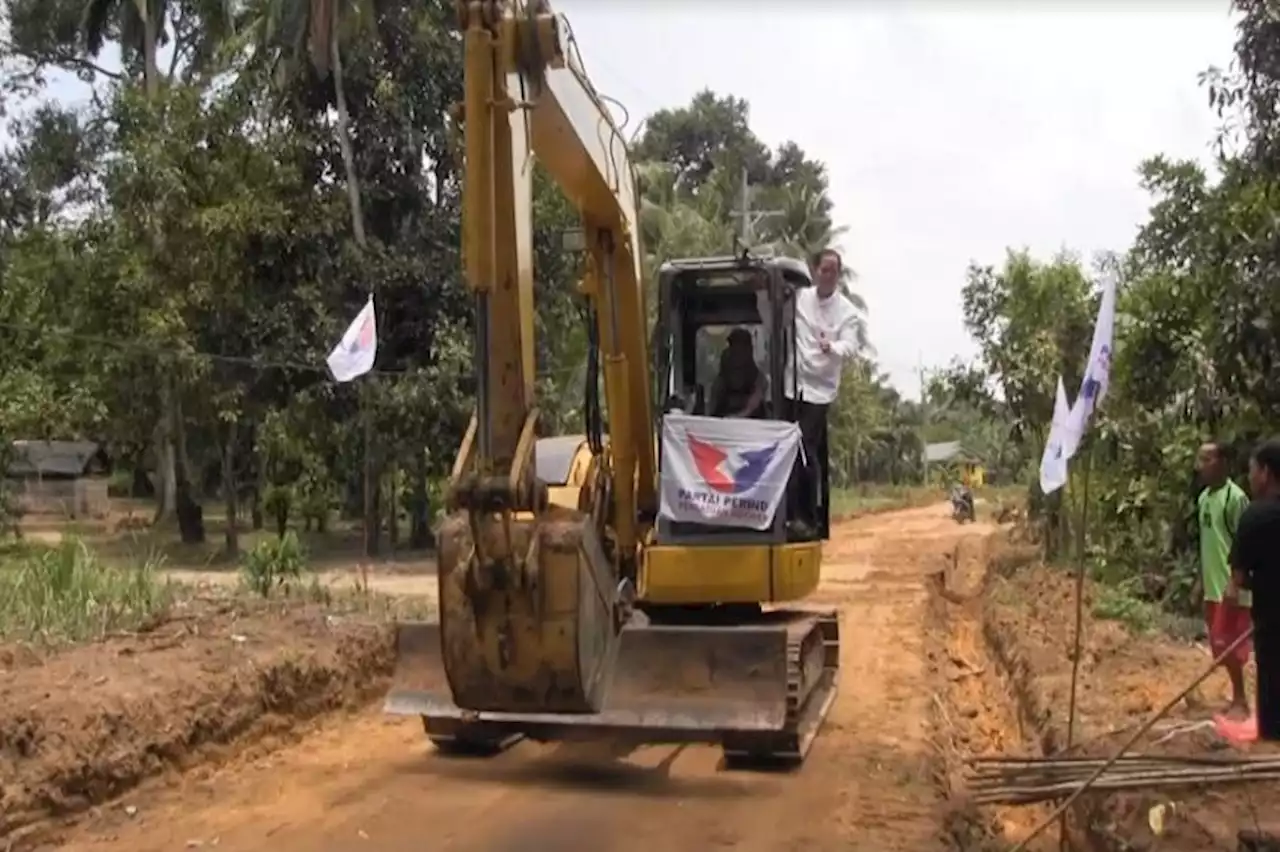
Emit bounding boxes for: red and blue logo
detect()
[347,312,375,354]
[686,432,779,495]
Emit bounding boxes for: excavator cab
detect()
[651,254,818,546]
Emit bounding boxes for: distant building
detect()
[5,441,110,519]
[924,440,985,486]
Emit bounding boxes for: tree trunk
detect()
[361,386,379,557]
[251,459,265,530]
[174,454,205,545]
[222,421,239,558]
[153,376,177,524]
[409,451,432,549]
[330,32,367,248]
[275,491,289,538]
[366,457,378,557]
[140,2,170,521]
[169,383,204,544]
[142,8,160,99]
[387,461,399,551]
[130,464,154,498]
[175,395,197,500]
[175,476,204,544]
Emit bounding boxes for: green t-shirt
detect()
[1198,480,1250,606]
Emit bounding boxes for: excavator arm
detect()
[449,0,655,545]
[421,0,656,718]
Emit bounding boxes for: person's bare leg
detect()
[1225,660,1250,718]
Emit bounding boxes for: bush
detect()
[0,539,173,643]
[240,530,308,597]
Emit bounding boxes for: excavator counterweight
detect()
[384,1,840,766]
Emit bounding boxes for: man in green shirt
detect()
[1197,442,1252,718]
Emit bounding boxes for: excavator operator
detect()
[710,328,766,419]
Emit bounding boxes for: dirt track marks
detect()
[50,504,1000,852]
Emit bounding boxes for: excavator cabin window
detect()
[653,256,809,426]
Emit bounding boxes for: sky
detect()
[19,1,1239,400]
[551,0,1239,398]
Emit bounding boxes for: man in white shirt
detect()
[756,249,861,538]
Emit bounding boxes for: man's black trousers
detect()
[785,398,830,537]
[1258,619,1279,741]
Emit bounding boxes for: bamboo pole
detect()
[1009,626,1255,852]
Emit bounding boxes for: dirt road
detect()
[57,504,996,852]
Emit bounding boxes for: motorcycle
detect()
[950,485,975,524]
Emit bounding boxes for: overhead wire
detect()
[0,319,584,385]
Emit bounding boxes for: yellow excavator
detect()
[385,0,839,765]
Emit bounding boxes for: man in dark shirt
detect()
[1228,438,1280,742]
[709,328,765,419]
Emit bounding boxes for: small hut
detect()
[6,441,110,519]
[924,440,985,487]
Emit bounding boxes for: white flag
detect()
[1062,273,1117,458]
[1039,376,1072,495]
[326,296,377,382]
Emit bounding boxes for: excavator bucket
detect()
[385,610,838,761]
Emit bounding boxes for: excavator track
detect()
[387,607,840,768]
[722,609,840,765]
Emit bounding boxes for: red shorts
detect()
[1205,600,1253,666]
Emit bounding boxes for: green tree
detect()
[960,250,1094,451]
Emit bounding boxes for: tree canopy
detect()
[1,1,929,556]
[920,0,1280,615]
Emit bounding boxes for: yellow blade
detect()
[385,620,791,737]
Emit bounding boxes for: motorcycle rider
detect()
[951,469,976,521]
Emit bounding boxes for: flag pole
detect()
[363,377,376,558]
[323,295,378,557]
[1060,437,1093,849]
[362,290,376,559]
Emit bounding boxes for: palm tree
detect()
[637,161,735,276]
[239,0,382,554]
[757,181,870,353]
[81,0,165,96]
[80,0,236,95]
[243,0,376,246]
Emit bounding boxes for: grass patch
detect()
[1092,579,1163,634]
[1090,576,1205,641]
[0,530,436,652]
[830,483,936,517]
[828,482,1025,519]
[0,538,174,644]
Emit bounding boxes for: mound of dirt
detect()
[981,541,1280,850]
[0,598,394,846]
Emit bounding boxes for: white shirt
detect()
[757,286,859,405]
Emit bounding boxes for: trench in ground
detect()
[930,536,1100,852]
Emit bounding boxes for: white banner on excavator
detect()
[659,413,802,530]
